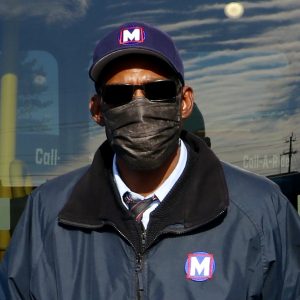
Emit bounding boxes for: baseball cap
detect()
[89,22,184,84]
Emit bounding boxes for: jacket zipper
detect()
[136,214,226,300]
[136,230,146,300]
[59,218,146,300]
[94,221,145,300]
[59,208,226,299]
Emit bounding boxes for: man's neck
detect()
[116,148,180,197]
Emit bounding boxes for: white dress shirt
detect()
[113,140,187,229]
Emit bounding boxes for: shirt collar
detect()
[113,139,187,204]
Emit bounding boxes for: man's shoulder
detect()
[222,161,279,195]
[28,166,90,220]
[221,162,287,219]
[39,165,90,193]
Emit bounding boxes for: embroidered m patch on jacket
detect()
[185,252,216,282]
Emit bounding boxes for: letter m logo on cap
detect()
[119,27,145,45]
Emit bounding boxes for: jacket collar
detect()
[58,131,229,249]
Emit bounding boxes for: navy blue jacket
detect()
[1,132,300,299]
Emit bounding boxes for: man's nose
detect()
[132,88,145,99]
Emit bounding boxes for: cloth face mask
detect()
[102,97,181,170]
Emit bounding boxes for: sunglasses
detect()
[100,79,181,106]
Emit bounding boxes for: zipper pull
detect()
[141,230,146,252]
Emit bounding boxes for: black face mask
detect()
[102,97,181,170]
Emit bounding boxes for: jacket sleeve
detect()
[0,191,44,300]
[263,189,300,299]
[280,197,300,299]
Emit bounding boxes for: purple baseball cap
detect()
[89,22,184,84]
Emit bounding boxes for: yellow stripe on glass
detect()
[0,73,18,188]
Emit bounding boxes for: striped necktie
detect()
[123,191,159,223]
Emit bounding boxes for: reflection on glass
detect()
[224,2,244,19]
[18,51,59,135]
[15,51,59,186]
[0,1,299,259]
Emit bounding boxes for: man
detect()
[1,21,300,299]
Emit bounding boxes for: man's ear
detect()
[181,86,194,120]
[89,94,105,126]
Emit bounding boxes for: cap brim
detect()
[89,48,180,82]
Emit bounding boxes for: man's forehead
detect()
[99,54,175,82]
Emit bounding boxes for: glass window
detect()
[0,0,299,259]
